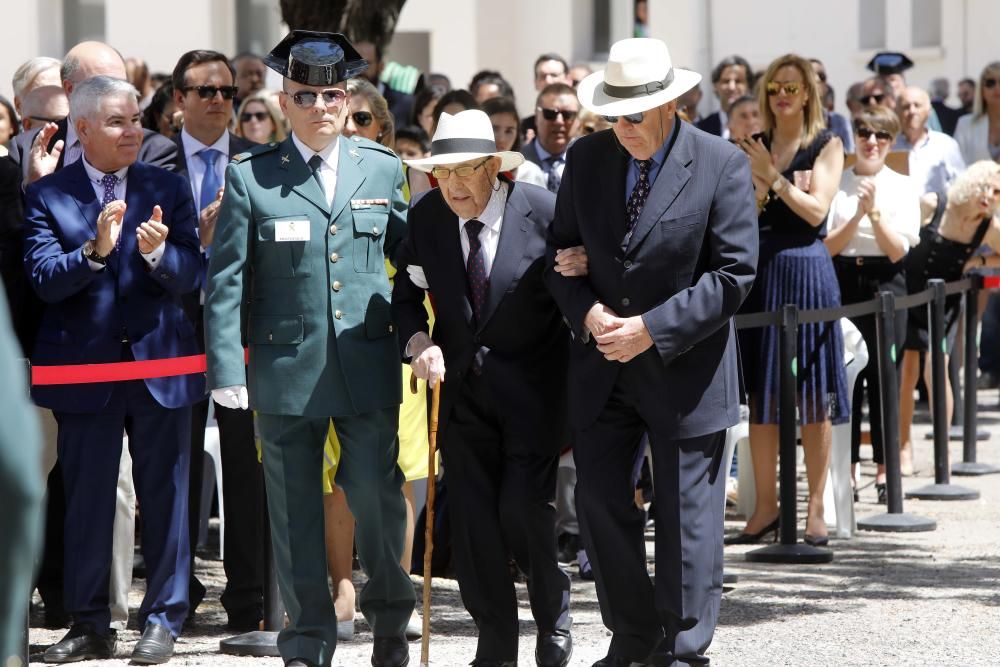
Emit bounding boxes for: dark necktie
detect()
[464,219,488,324]
[625,159,652,240]
[545,156,562,193]
[197,148,222,212]
[308,154,325,194]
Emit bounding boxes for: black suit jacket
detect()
[695,111,723,137]
[932,100,962,137]
[392,180,570,451]
[545,121,758,437]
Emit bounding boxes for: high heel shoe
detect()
[875,483,887,505]
[803,533,829,547]
[724,517,779,545]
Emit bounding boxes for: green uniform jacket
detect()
[205,134,407,417]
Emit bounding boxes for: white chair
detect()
[734,319,867,538]
[198,403,225,559]
[721,407,749,512]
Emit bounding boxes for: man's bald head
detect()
[61,41,127,95]
[897,85,931,139]
[20,85,68,131]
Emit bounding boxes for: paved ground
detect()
[27,388,1000,666]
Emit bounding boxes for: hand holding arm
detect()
[553,245,589,277]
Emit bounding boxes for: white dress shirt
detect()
[457,179,508,276]
[894,129,965,196]
[81,157,165,269]
[828,166,921,257]
[291,132,340,207]
[180,128,230,209]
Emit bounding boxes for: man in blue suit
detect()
[23,75,204,665]
[546,38,757,667]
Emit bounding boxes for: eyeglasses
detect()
[855,127,893,143]
[860,94,886,106]
[537,107,578,122]
[240,111,269,123]
[284,88,347,109]
[183,85,238,100]
[601,112,644,124]
[765,81,802,96]
[431,158,491,180]
[984,78,1000,89]
[351,111,374,127]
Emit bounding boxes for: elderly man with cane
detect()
[392,109,574,667]
[545,38,757,666]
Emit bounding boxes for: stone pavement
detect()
[28,388,1000,666]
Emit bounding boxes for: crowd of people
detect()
[1,23,999,667]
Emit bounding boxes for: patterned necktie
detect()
[545,156,562,193]
[464,219,488,324]
[625,159,652,239]
[308,154,326,194]
[197,148,222,212]
[101,174,120,250]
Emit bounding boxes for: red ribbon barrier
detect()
[30,349,249,386]
[984,276,1000,290]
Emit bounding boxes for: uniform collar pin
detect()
[281,154,290,164]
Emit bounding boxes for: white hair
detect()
[12,56,61,98]
[69,75,139,121]
[947,160,1000,210]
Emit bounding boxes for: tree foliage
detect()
[278,0,408,48]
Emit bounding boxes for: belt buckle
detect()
[856,256,865,267]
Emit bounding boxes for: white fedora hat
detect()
[577,38,701,117]
[404,110,525,173]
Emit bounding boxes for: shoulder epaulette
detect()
[231,142,280,163]
[350,135,396,157]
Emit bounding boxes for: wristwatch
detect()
[770,174,788,195]
[868,209,881,224]
[83,238,108,265]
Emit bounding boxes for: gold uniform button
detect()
[372,226,380,235]
[330,252,339,262]
[329,224,338,235]
[334,310,343,320]
[332,280,342,291]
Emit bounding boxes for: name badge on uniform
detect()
[275,219,310,242]
[350,198,390,210]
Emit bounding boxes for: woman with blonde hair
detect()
[954,61,1000,164]
[235,90,287,144]
[898,160,1000,472]
[729,53,846,547]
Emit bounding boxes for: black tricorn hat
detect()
[866,51,914,76]
[264,30,368,86]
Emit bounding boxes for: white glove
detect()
[407,332,445,387]
[212,385,249,410]
[406,264,429,289]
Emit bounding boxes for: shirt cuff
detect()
[86,257,106,271]
[141,243,166,267]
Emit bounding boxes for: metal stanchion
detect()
[907,280,980,500]
[858,293,936,532]
[746,305,833,564]
[220,497,284,657]
[953,273,1000,476]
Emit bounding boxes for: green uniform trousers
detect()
[256,407,414,666]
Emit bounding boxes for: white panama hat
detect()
[576,38,702,117]
[404,110,525,173]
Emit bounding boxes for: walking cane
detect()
[411,374,441,667]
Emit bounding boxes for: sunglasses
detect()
[351,111,374,127]
[183,85,238,100]
[430,158,491,180]
[537,107,578,121]
[765,81,802,96]
[860,94,886,106]
[285,87,347,109]
[855,127,893,143]
[601,112,644,124]
[984,78,1000,89]
[240,111,269,123]
[815,71,827,83]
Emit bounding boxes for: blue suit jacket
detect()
[23,160,205,413]
[545,121,758,437]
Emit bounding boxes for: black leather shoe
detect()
[592,656,647,667]
[536,629,572,667]
[285,660,318,667]
[226,606,264,632]
[43,625,116,663]
[372,635,409,667]
[470,660,516,667]
[131,623,175,664]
